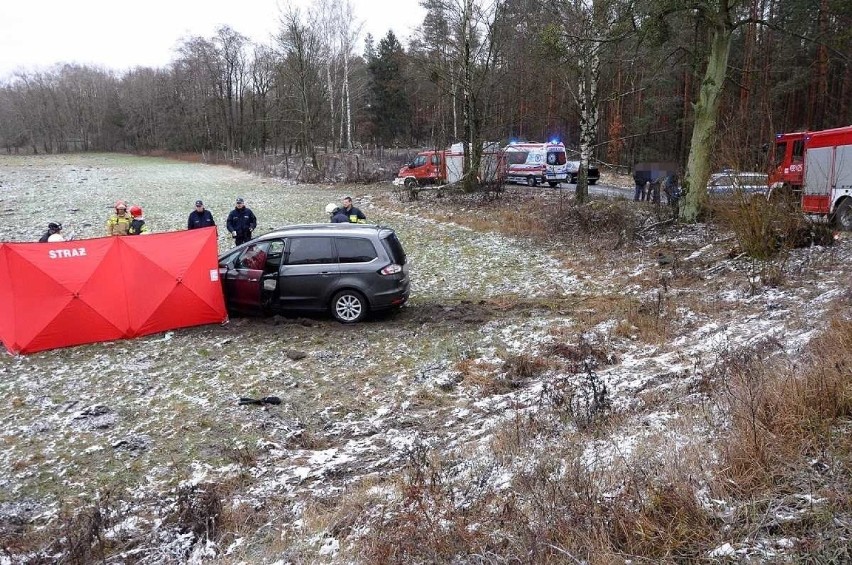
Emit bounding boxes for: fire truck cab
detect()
[393,142,503,192]
[770,125,852,230]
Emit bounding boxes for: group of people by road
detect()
[42,195,367,246]
[632,172,681,209]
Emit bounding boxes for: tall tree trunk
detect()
[809,0,829,130]
[343,48,352,150]
[680,20,733,222]
[575,29,600,203]
[461,0,476,191]
[451,62,458,140]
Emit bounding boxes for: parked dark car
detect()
[218,224,409,323]
[565,161,600,184]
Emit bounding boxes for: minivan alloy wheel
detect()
[332,290,367,323]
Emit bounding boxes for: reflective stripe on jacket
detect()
[128,219,150,235]
[107,213,132,236]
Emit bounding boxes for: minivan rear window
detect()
[336,237,378,263]
[381,233,407,265]
[287,237,335,265]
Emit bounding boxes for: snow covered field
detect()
[0,154,849,562]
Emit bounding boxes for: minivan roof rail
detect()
[264,223,388,233]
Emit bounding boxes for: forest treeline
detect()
[0,0,849,177]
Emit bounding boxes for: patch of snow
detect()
[708,542,736,558]
[319,536,339,556]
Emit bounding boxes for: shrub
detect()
[714,318,852,495]
[708,193,834,261]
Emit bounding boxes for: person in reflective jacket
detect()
[226,197,257,245]
[107,200,132,236]
[128,206,151,235]
[341,196,367,223]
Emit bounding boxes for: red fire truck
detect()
[770,125,852,230]
[393,142,503,192]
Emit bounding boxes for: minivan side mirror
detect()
[407,163,414,168]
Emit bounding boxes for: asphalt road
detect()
[528,181,673,204]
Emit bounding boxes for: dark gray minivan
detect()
[218,224,409,323]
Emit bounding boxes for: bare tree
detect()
[214,26,249,152]
[440,0,508,191]
[276,5,326,169]
[249,45,276,152]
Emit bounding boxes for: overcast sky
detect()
[0,0,425,80]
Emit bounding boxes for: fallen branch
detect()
[638,217,675,234]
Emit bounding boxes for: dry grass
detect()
[454,353,551,395]
[357,430,719,564]
[351,306,852,563]
[716,317,852,494]
[707,194,835,261]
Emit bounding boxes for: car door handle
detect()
[248,278,258,282]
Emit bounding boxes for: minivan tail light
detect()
[380,264,402,275]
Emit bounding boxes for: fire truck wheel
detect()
[526,176,537,187]
[404,177,417,189]
[834,198,852,231]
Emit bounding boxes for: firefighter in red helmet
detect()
[128,205,150,235]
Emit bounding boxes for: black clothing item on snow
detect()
[331,210,349,223]
[342,205,366,222]
[227,206,257,245]
[188,209,216,229]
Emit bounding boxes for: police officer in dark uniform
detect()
[226,197,257,246]
[188,200,216,229]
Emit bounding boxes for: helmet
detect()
[48,222,62,231]
[325,203,338,214]
[129,205,143,218]
[115,200,127,210]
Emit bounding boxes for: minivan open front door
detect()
[222,242,273,314]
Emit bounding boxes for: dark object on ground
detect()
[286,350,308,360]
[787,223,836,248]
[239,396,282,406]
[656,252,675,266]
